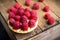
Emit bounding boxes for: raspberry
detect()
[30,10,37,20]
[9,18,15,26]
[38,0,44,2]
[13,21,20,29]
[24,11,30,18]
[14,15,20,21]
[47,17,55,25]
[21,23,28,31]
[8,6,17,14]
[14,2,21,9]
[21,16,29,23]
[44,13,51,19]
[18,8,24,16]
[25,0,30,6]
[32,3,39,10]
[24,8,31,12]
[43,6,50,12]
[9,12,15,19]
[29,19,35,27]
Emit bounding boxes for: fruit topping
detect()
[32,3,40,10]
[43,6,50,12]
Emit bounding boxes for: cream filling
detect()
[8,20,38,33]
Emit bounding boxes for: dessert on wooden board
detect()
[7,0,55,33]
[8,2,38,33]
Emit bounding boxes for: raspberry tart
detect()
[8,3,38,33]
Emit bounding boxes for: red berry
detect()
[14,15,20,21]
[9,18,15,26]
[30,10,37,20]
[32,3,39,10]
[13,21,20,29]
[21,23,28,30]
[14,2,21,9]
[25,0,30,6]
[8,6,17,14]
[47,17,55,25]
[24,8,31,12]
[9,12,15,19]
[21,16,29,23]
[29,19,35,27]
[43,6,50,12]
[39,0,44,2]
[18,8,24,16]
[44,13,51,19]
[24,11,30,18]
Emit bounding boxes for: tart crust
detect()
[8,20,38,33]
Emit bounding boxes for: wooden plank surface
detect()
[43,0,60,18]
[19,0,59,30]
[0,0,60,40]
[28,24,60,40]
[15,0,59,40]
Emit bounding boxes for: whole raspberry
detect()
[21,23,28,31]
[25,0,31,6]
[9,12,15,19]
[30,10,37,20]
[38,0,44,2]
[13,21,20,29]
[14,15,20,21]
[9,18,15,26]
[18,8,24,16]
[47,17,55,25]
[21,16,29,23]
[43,6,50,12]
[14,2,21,9]
[29,19,35,27]
[32,3,40,10]
[8,6,17,14]
[24,11,30,18]
[44,13,51,19]
[24,8,31,12]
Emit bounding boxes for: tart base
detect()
[8,20,38,33]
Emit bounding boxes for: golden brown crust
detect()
[8,20,38,33]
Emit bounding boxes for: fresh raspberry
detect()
[18,8,24,16]
[25,0,30,6]
[47,17,55,25]
[24,8,31,12]
[30,10,37,20]
[29,19,35,27]
[14,15,20,21]
[32,3,40,10]
[24,11,30,18]
[18,6,24,10]
[9,12,15,19]
[8,6,17,14]
[43,6,50,12]
[9,18,15,26]
[38,0,44,2]
[13,21,20,29]
[14,2,21,9]
[21,23,28,31]
[21,16,29,23]
[44,13,51,19]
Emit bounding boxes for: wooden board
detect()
[43,0,60,18]
[0,0,60,40]
[16,0,59,30]
[28,24,60,40]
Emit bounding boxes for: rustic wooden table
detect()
[0,0,60,40]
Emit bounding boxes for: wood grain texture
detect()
[28,24,60,40]
[43,0,60,17]
[0,0,60,40]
